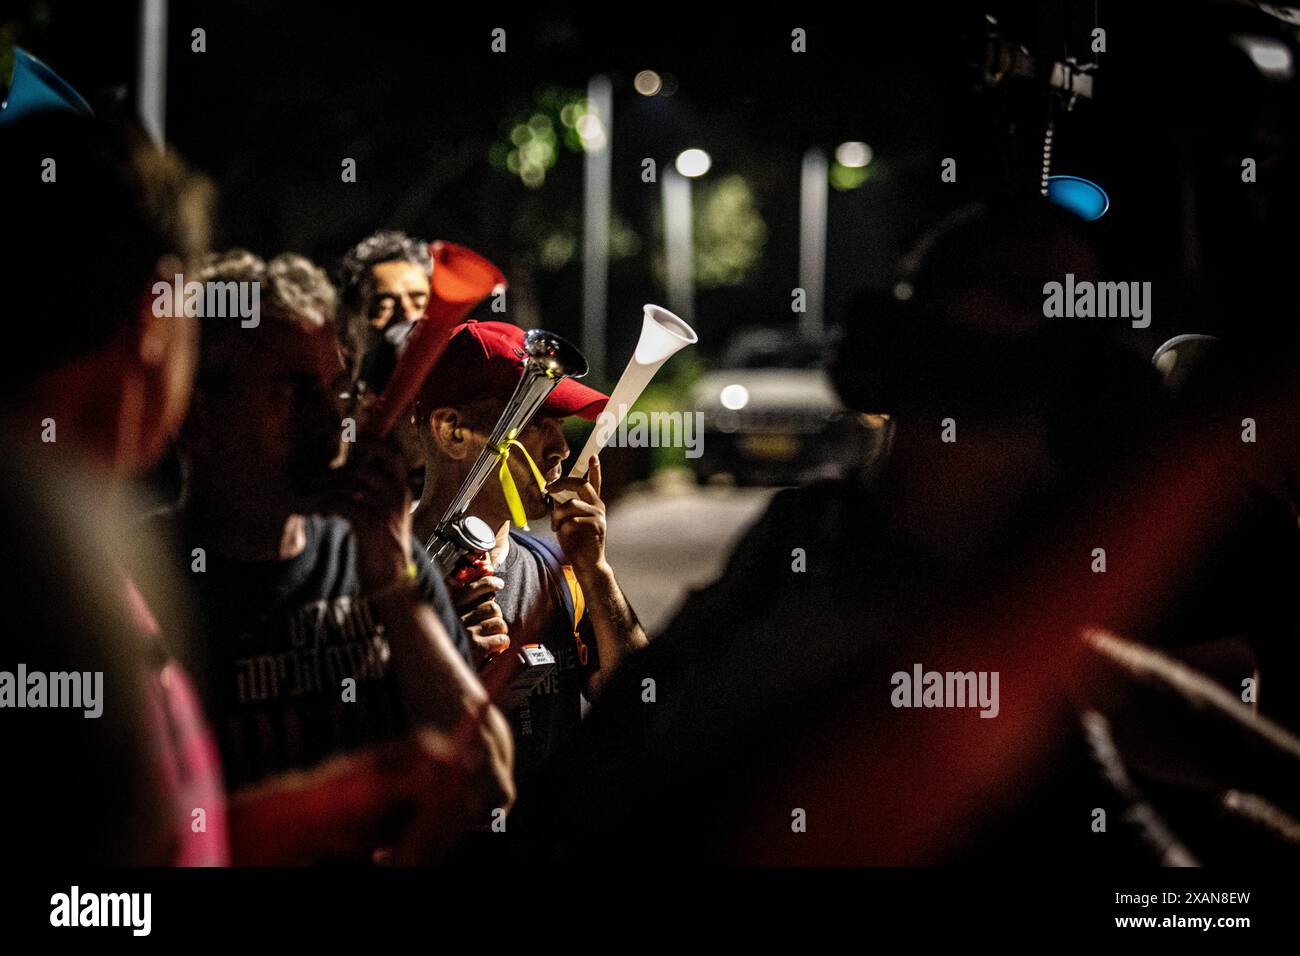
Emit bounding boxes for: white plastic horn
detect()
[568,304,698,480]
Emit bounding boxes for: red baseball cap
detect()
[414,321,608,423]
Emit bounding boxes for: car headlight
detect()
[719,383,750,410]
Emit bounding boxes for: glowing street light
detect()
[835,141,873,168]
[720,384,750,410]
[675,148,711,178]
[634,70,663,95]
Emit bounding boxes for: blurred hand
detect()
[311,437,413,591]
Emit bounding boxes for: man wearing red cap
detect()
[411,320,648,850]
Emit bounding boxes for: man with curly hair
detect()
[335,230,433,386]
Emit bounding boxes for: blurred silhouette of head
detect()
[833,198,1163,475]
[833,200,1100,415]
[0,110,212,478]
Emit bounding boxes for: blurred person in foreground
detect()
[0,109,509,865]
[533,198,1200,864]
[0,108,223,865]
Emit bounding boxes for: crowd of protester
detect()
[2,62,1298,866]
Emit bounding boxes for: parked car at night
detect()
[688,328,877,486]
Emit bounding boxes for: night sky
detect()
[6,2,1297,376]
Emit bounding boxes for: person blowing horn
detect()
[411,320,648,859]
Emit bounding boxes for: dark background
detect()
[5,1,1298,382]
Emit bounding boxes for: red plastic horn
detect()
[366,241,506,438]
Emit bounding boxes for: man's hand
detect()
[449,573,510,664]
[546,455,648,700]
[311,437,413,591]
[546,456,608,580]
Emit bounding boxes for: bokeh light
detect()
[634,70,663,95]
[835,141,873,168]
[675,148,712,178]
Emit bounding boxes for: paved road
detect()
[602,477,779,634]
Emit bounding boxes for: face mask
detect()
[357,318,418,396]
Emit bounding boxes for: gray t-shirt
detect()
[495,531,598,827]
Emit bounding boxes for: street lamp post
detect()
[582,74,612,382]
[798,147,828,342]
[663,167,694,322]
[664,148,711,323]
[137,0,167,145]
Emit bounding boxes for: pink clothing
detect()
[123,575,230,866]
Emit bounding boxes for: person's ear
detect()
[121,271,199,469]
[430,407,473,460]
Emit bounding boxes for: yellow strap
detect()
[561,565,586,625]
[494,437,549,531]
[560,564,588,664]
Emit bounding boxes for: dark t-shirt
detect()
[151,513,469,789]
[494,531,597,829]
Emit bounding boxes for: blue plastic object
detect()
[0,48,93,126]
[1046,174,1110,221]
